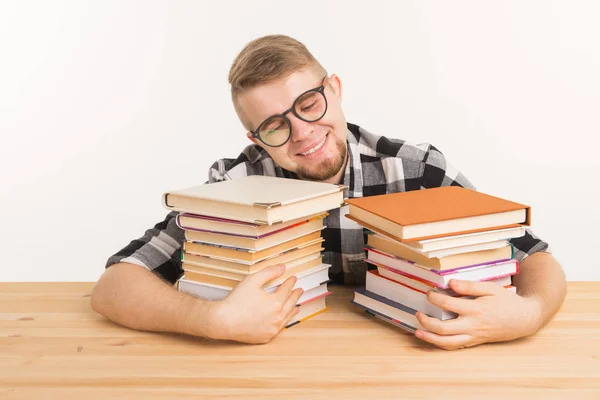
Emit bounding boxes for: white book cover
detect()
[163,175,346,224]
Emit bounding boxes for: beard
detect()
[295,136,348,182]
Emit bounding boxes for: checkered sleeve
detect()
[420,143,550,262]
[509,228,551,262]
[104,211,186,285]
[420,144,476,190]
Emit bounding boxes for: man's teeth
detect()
[301,136,326,156]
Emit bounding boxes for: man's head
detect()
[229,35,348,183]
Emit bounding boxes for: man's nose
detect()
[289,114,315,142]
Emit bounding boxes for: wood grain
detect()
[1,282,599,399]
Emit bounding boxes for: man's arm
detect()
[91,262,303,344]
[91,263,214,337]
[512,251,567,332]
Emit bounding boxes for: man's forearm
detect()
[90,263,216,339]
[512,252,566,332]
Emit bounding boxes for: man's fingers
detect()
[282,287,304,312]
[273,275,298,302]
[449,279,504,297]
[415,329,474,351]
[281,298,302,330]
[416,312,469,336]
[427,291,473,315]
[277,288,304,332]
[247,264,286,286]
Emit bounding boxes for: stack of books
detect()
[161,175,345,328]
[345,186,530,333]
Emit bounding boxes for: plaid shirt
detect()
[106,123,550,285]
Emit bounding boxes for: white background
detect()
[1,1,598,282]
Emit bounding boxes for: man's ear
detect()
[329,74,343,101]
[246,131,258,144]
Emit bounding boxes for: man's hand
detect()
[414,279,544,350]
[204,264,304,344]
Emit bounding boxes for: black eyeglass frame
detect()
[250,77,329,147]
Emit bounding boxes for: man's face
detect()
[238,69,348,183]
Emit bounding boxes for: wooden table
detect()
[1,282,599,399]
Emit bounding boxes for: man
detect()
[91,35,566,350]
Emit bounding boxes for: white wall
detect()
[1,0,598,282]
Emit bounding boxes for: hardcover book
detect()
[345,186,530,242]
[163,175,345,225]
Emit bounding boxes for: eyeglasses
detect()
[250,76,329,147]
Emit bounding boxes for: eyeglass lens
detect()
[258,89,327,146]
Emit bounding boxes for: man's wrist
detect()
[176,294,221,339]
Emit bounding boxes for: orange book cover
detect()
[345,187,530,242]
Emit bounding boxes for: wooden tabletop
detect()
[1,282,599,400]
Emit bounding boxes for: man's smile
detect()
[296,133,328,157]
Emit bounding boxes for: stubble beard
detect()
[295,137,347,182]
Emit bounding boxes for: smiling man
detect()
[91,35,566,349]
[237,72,348,184]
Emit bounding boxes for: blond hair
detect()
[228,35,327,130]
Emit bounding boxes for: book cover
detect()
[163,175,345,225]
[345,186,530,241]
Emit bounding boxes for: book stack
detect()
[161,175,345,328]
[345,186,530,333]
